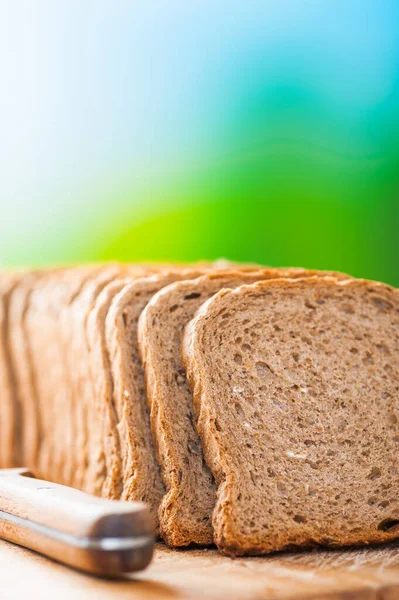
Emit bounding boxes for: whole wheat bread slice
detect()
[54,265,155,492]
[23,265,149,486]
[83,264,214,499]
[86,277,134,498]
[22,266,106,481]
[75,263,250,502]
[5,261,219,487]
[1,261,248,485]
[138,268,348,546]
[103,268,224,528]
[8,270,58,473]
[182,277,399,556]
[0,272,26,468]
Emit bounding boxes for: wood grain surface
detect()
[2,540,399,599]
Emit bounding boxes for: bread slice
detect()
[22,265,149,485]
[45,263,244,498]
[51,265,155,491]
[75,264,207,496]
[182,277,399,556]
[138,268,348,546]
[0,272,25,467]
[104,268,220,527]
[1,261,247,482]
[86,277,132,497]
[8,270,55,472]
[21,267,104,480]
[64,268,131,493]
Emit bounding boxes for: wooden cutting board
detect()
[2,541,399,599]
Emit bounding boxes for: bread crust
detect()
[182,277,399,556]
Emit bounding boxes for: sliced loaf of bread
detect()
[0,272,25,468]
[22,266,108,482]
[86,277,132,498]
[21,265,149,485]
[182,277,399,555]
[104,268,218,528]
[0,261,252,484]
[8,269,56,473]
[138,268,347,546]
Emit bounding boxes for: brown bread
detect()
[138,268,347,546]
[20,267,106,480]
[1,261,251,486]
[8,270,54,472]
[2,262,225,485]
[104,268,216,528]
[61,267,145,493]
[182,277,399,555]
[20,265,148,484]
[0,272,25,467]
[86,278,132,498]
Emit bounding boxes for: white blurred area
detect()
[0,0,397,265]
[0,1,218,263]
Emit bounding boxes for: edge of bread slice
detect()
[63,265,151,493]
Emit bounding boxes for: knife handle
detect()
[0,469,154,576]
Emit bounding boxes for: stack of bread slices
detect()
[1,263,398,556]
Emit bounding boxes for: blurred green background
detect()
[1,1,398,285]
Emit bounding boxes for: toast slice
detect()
[138,268,348,546]
[80,265,210,497]
[104,268,220,527]
[23,265,149,485]
[22,266,105,481]
[1,261,249,483]
[86,277,132,498]
[55,265,153,491]
[71,264,246,502]
[8,270,55,473]
[64,268,131,493]
[182,277,399,555]
[0,272,25,467]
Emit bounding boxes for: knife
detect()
[0,468,154,577]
